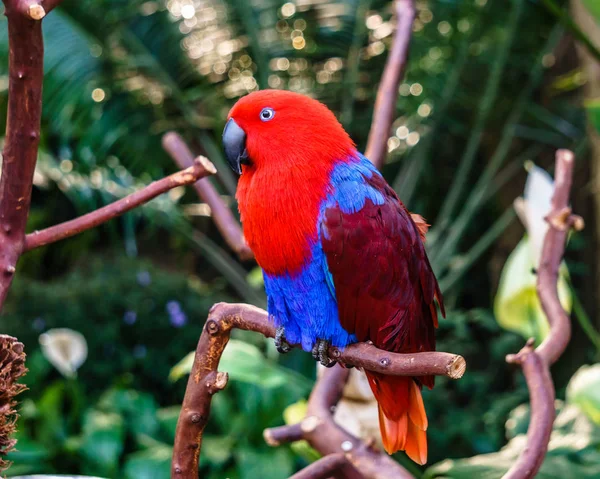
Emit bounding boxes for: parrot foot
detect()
[312,339,336,368]
[274,326,292,354]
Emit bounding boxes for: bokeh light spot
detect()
[91,88,106,102]
[281,2,296,18]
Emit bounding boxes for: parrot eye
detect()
[259,107,275,122]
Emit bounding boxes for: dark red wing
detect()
[321,173,444,386]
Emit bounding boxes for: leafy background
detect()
[1,0,600,477]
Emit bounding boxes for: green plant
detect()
[424,365,600,478]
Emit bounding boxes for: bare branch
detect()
[11,0,43,19]
[162,132,253,260]
[172,302,465,478]
[11,0,62,19]
[502,149,579,479]
[265,366,414,479]
[0,0,44,307]
[26,3,45,20]
[288,453,353,479]
[263,423,304,446]
[535,149,575,366]
[23,157,216,252]
[334,342,465,379]
[504,341,555,479]
[365,0,416,168]
[40,0,63,14]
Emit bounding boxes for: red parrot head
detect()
[223,89,355,174]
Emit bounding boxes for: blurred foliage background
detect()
[1,0,600,477]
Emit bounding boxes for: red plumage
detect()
[228,90,444,464]
[232,91,355,275]
[321,172,444,463]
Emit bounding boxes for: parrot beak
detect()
[223,118,250,174]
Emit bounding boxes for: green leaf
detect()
[123,445,172,479]
[282,400,321,463]
[425,402,600,478]
[235,446,294,479]
[34,380,84,448]
[4,435,51,467]
[79,409,125,477]
[494,236,572,342]
[220,340,286,388]
[97,388,160,438]
[504,403,531,440]
[170,340,312,392]
[567,364,600,424]
[156,406,181,444]
[283,400,308,425]
[247,266,265,288]
[201,436,234,467]
[585,98,600,136]
[169,350,195,383]
[582,0,600,23]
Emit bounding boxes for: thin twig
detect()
[288,453,352,479]
[263,423,304,446]
[14,0,62,19]
[535,149,577,365]
[502,149,579,479]
[504,341,555,479]
[162,132,254,260]
[23,157,216,252]
[41,0,63,13]
[16,0,64,18]
[365,0,416,168]
[172,303,465,478]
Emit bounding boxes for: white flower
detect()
[495,163,571,342]
[514,163,556,265]
[39,328,88,378]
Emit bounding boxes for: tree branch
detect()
[365,0,416,168]
[0,0,44,307]
[15,0,64,19]
[265,366,414,479]
[263,423,304,446]
[23,156,216,252]
[288,453,353,479]
[535,149,579,365]
[40,0,62,14]
[171,302,465,478]
[162,132,253,260]
[13,0,44,20]
[504,341,555,479]
[12,0,62,21]
[502,149,579,479]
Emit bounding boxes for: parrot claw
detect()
[312,339,336,368]
[275,326,292,354]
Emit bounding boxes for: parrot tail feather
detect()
[367,372,428,465]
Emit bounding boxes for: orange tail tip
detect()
[368,373,429,465]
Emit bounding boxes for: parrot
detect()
[222,89,444,464]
